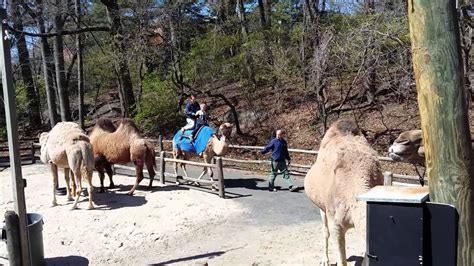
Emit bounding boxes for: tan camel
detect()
[172,123,233,183]
[388,130,425,164]
[89,118,156,195]
[304,119,383,266]
[39,122,95,210]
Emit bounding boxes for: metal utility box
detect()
[357,186,458,266]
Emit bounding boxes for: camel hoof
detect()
[87,204,95,210]
[51,201,58,207]
[99,188,105,193]
[192,182,201,187]
[109,184,115,189]
[71,205,78,210]
[211,184,218,191]
[67,197,74,202]
[126,191,134,196]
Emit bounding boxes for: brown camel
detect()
[89,118,156,195]
[39,122,95,209]
[304,119,383,266]
[172,123,233,183]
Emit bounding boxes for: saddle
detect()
[173,126,216,154]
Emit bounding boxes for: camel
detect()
[172,123,233,183]
[89,118,156,195]
[39,122,95,210]
[388,129,425,164]
[304,119,383,266]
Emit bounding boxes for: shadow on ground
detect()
[348,255,364,266]
[224,177,266,190]
[46,255,89,265]
[92,185,147,210]
[150,251,225,265]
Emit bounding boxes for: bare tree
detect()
[53,0,72,121]
[75,0,85,128]
[100,0,136,117]
[11,2,42,130]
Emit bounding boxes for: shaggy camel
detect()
[39,122,95,209]
[172,123,233,183]
[304,119,383,266]
[89,118,156,195]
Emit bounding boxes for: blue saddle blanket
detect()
[173,126,216,154]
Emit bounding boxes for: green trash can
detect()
[27,213,45,266]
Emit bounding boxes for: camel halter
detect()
[414,163,426,187]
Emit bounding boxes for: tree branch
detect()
[7,25,111,37]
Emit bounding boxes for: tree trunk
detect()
[34,0,59,127]
[75,0,85,129]
[11,4,41,131]
[100,0,136,117]
[257,0,267,28]
[169,2,184,92]
[263,0,272,28]
[53,0,72,121]
[236,0,255,84]
[408,1,474,265]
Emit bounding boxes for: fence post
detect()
[215,157,225,198]
[158,135,164,152]
[160,151,165,184]
[4,210,22,266]
[30,143,35,164]
[383,171,393,186]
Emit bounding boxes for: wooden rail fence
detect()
[2,136,421,190]
[159,137,423,187]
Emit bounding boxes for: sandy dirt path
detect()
[1,163,362,265]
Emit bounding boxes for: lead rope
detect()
[414,163,426,186]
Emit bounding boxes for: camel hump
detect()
[119,118,140,133]
[333,119,360,136]
[95,118,117,132]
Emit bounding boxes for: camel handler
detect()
[260,129,298,192]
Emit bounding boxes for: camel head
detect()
[388,130,424,164]
[211,123,233,156]
[39,132,49,146]
[39,132,50,164]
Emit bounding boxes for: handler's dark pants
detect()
[268,160,293,189]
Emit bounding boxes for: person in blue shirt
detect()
[260,129,298,192]
[180,95,200,133]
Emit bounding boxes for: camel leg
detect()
[104,162,115,189]
[70,170,78,197]
[86,172,94,210]
[128,160,144,195]
[329,220,347,266]
[145,157,156,189]
[95,160,106,193]
[71,169,82,210]
[181,163,190,178]
[64,169,74,201]
[50,163,58,207]
[320,209,330,266]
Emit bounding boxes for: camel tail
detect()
[145,142,157,170]
[80,143,95,180]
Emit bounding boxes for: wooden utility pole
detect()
[0,6,31,265]
[407,1,474,265]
